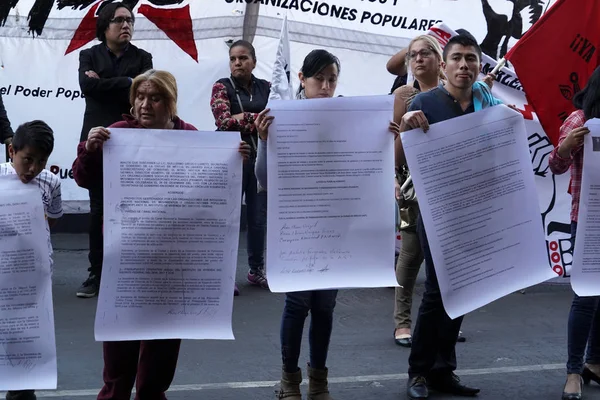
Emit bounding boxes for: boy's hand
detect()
[86,127,110,152]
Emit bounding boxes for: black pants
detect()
[567,221,600,374]
[88,186,104,277]
[242,159,266,271]
[6,390,36,399]
[408,214,463,379]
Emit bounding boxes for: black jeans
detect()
[6,390,36,400]
[242,159,266,272]
[88,186,104,277]
[280,290,338,373]
[567,221,600,374]
[408,215,463,379]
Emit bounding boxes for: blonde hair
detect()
[406,35,443,64]
[130,69,178,119]
[405,35,445,81]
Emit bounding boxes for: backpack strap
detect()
[228,77,245,114]
[228,77,257,153]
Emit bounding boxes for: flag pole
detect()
[490,58,507,75]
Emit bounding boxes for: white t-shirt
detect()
[0,163,63,264]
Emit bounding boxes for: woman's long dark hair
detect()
[573,66,600,120]
[297,49,341,95]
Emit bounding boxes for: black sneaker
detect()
[6,390,37,400]
[76,275,100,298]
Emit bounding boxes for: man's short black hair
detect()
[12,120,54,157]
[443,34,483,62]
[455,29,477,43]
[96,2,134,43]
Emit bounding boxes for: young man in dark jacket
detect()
[76,1,152,298]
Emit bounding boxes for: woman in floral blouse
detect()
[210,40,271,294]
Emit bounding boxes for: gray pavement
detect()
[14,234,595,399]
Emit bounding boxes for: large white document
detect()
[266,95,398,292]
[95,129,242,341]
[401,105,555,319]
[0,176,57,389]
[572,119,600,296]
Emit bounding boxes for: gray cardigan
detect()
[255,138,268,191]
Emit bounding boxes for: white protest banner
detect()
[0,176,57,390]
[0,1,557,211]
[0,0,235,212]
[95,129,242,341]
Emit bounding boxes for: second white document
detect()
[266,95,398,292]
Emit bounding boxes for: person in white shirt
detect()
[0,120,62,400]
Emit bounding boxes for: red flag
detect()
[505,0,600,145]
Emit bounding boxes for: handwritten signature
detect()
[167,307,218,317]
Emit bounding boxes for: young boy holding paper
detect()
[0,120,62,400]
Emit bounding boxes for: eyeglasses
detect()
[110,16,134,25]
[408,49,434,60]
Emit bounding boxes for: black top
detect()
[389,74,408,94]
[217,75,271,116]
[78,43,153,142]
[0,93,12,143]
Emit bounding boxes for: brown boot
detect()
[277,368,302,399]
[307,364,333,400]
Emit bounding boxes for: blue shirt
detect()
[408,84,476,123]
[472,81,503,111]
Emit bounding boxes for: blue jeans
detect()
[280,290,338,373]
[567,221,600,374]
[242,159,267,272]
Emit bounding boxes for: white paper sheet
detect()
[401,105,555,319]
[0,176,57,390]
[266,95,398,292]
[572,119,600,296]
[95,129,242,341]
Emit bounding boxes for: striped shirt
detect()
[0,163,63,263]
[548,110,585,222]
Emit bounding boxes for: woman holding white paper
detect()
[255,49,400,400]
[254,49,341,400]
[549,66,600,400]
[73,69,251,400]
